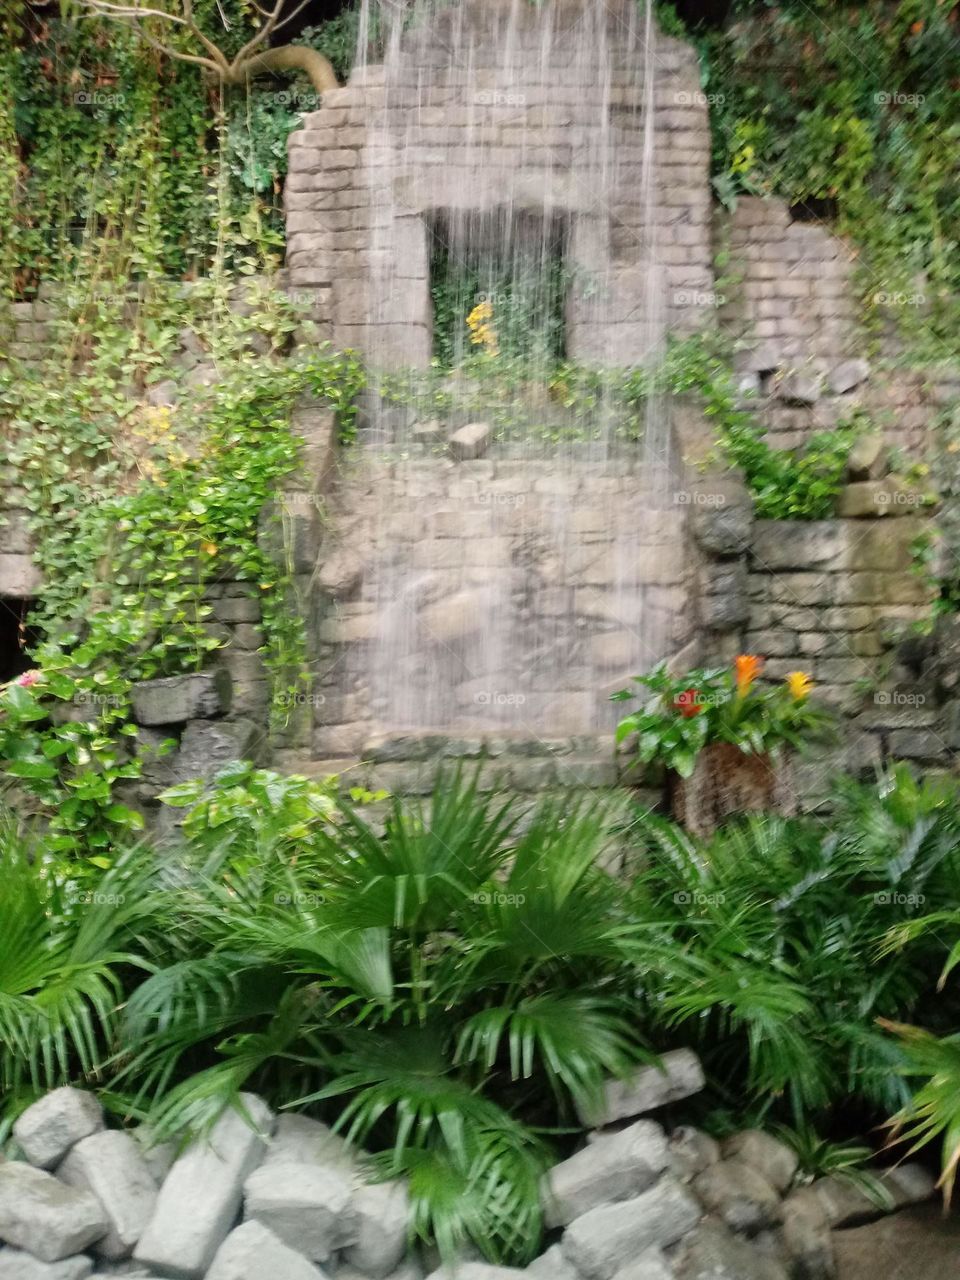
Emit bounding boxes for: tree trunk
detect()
[236,46,339,96]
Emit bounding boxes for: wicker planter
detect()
[669,742,796,838]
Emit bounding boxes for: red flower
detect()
[673,688,704,718]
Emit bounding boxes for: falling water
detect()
[323,0,687,740]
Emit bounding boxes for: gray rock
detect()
[318,549,364,599]
[13,1089,104,1169]
[424,1264,525,1280]
[244,1162,355,1262]
[781,1188,835,1279]
[130,671,231,726]
[720,1131,799,1195]
[0,1163,108,1262]
[131,1127,176,1186]
[263,1116,359,1175]
[0,1251,93,1279]
[59,1130,158,1260]
[675,1222,788,1280]
[812,1164,935,1228]
[185,364,218,389]
[735,344,781,376]
[561,1178,701,1280]
[344,1180,409,1277]
[668,1127,721,1184]
[610,1252,673,1280]
[411,420,445,444]
[836,481,890,518]
[524,1244,577,1280]
[133,1094,273,1280]
[775,374,821,407]
[145,380,179,408]
[845,433,885,482]
[692,1159,782,1233]
[577,1050,705,1127]
[829,359,870,395]
[694,504,753,557]
[448,423,493,461]
[206,1221,328,1280]
[543,1120,669,1227]
[171,718,262,783]
[338,1262,422,1280]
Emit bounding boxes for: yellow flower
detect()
[734,653,763,695]
[201,542,218,557]
[786,671,813,701]
[466,300,498,355]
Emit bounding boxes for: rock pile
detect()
[0,1054,936,1280]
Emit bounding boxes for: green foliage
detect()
[770,1123,895,1208]
[613,657,831,778]
[882,1022,960,1205]
[298,2,369,82]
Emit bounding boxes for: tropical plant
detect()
[613,654,832,777]
[881,1022,960,1207]
[111,769,656,1263]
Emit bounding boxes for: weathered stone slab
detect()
[448,423,493,461]
[130,671,232,726]
[720,1130,799,1195]
[542,1120,668,1227]
[170,718,262,783]
[812,1163,935,1227]
[668,1127,721,1184]
[577,1050,705,1127]
[561,1178,701,1280]
[0,1250,93,1280]
[206,1221,328,1280]
[0,1163,107,1262]
[675,1222,788,1280]
[263,1115,358,1174]
[58,1130,158,1259]
[691,1158,782,1232]
[344,1180,409,1276]
[133,1094,273,1280]
[244,1162,355,1261]
[13,1089,104,1170]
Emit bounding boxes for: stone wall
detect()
[284,2,714,368]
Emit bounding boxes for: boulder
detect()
[145,379,180,408]
[13,1089,104,1170]
[720,1131,799,1195]
[132,1126,177,1186]
[263,1115,358,1174]
[0,1164,107,1263]
[675,1222,789,1280]
[561,1177,701,1280]
[206,1221,328,1280]
[130,671,231,726]
[425,1264,525,1280]
[668,1127,721,1184]
[812,1164,935,1228]
[524,1244,578,1280]
[243,1162,355,1262]
[845,433,885,482]
[448,423,493,461]
[691,1159,783,1233]
[344,1180,409,1277]
[610,1251,673,1280]
[58,1130,158,1259]
[170,718,262,783]
[318,548,364,599]
[0,1251,93,1279]
[775,374,821,407]
[694,503,753,557]
[829,359,870,395]
[781,1188,835,1280]
[542,1121,669,1227]
[133,1094,273,1280]
[577,1050,705,1127]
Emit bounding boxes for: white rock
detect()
[13,1089,104,1169]
[828,359,870,395]
[244,1162,355,1262]
[206,1221,329,1280]
[524,1244,577,1280]
[668,1127,721,1183]
[611,1250,674,1280]
[0,1250,93,1279]
[448,423,493,461]
[131,1126,177,1185]
[577,1050,705,1127]
[59,1130,158,1259]
[0,1163,107,1262]
[264,1114,359,1175]
[691,1159,782,1233]
[561,1178,700,1280]
[345,1180,409,1277]
[720,1131,799,1195]
[424,1264,526,1280]
[543,1121,669,1227]
[133,1094,273,1280]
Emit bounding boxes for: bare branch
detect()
[80,0,187,23]
[229,0,285,64]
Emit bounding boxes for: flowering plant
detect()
[612,655,832,778]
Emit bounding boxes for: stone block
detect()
[0,1251,93,1280]
[211,595,261,624]
[775,374,821,406]
[694,502,753,557]
[263,1115,358,1175]
[561,1178,700,1280]
[0,552,41,595]
[578,1050,705,1127]
[829,358,869,395]
[720,1131,799,1195]
[674,1222,788,1280]
[667,1127,721,1184]
[837,481,892,518]
[0,1164,107,1263]
[542,1120,668,1227]
[751,522,845,572]
[206,1221,328,1280]
[171,718,263,783]
[0,509,32,555]
[448,423,493,461]
[259,493,322,575]
[13,1089,104,1169]
[58,1130,158,1259]
[130,671,232,726]
[780,1188,834,1280]
[812,1163,934,1228]
[525,1244,578,1280]
[691,1158,782,1233]
[133,1093,273,1279]
[609,1251,674,1280]
[344,1180,409,1277]
[243,1162,355,1262]
[318,548,364,598]
[845,432,885,481]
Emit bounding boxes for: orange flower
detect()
[786,671,813,701]
[734,654,763,695]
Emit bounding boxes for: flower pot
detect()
[669,741,796,838]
